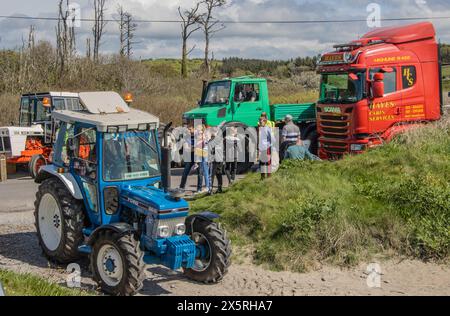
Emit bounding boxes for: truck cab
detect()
[317,22,441,160]
[183,76,270,128]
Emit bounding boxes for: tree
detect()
[56,0,76,77]
[198,0,226,74]
[116,5,138,59]
[92,0,107,62]
[178,3,201,78]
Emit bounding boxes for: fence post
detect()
[0,154,7,183]
[0,281,5,296]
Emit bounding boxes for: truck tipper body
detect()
[316,22,442,159]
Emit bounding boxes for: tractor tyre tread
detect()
[34,178,85,264]
[91,231,145,296]
[184,220,232,284]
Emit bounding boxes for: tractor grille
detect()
[146,215,187,239]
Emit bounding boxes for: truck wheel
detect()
[91,231,145,296]
[34,178,85,263]
[304,130,319,156]
[29,155,47,179]
[184,220,231,284]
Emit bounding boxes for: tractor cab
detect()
[34,92,231,296]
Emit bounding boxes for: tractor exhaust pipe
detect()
[161,122,173,192]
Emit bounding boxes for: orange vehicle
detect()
[316,22,443,160]
[0,92,81,178]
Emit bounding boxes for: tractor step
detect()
[78,245,92,254]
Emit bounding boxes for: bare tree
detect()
[178,3,201,78]
[56,0,76,77]
[117,5,127,57]
[116,5,137,59]
[92,0,107,62]
[86,38,92,59]
[125,13,138,59]
[198,0,226,74]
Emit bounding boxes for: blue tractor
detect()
[34,92,231,296]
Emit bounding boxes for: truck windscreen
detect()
[203,81,231,106]
[319,73,364,104]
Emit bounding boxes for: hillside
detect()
[191,119,450,272]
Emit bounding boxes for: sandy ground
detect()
[0,172,449,296]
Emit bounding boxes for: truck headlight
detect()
[174,223,186,236]
[157,226,170,238]
[351,144,365,152]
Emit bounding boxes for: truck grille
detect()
[319,114,350,140]
[319,113,350,155]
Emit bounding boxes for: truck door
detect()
[400,65,425,122]
[368,67,402,134]
[231,83,264,126]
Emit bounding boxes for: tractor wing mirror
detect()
[371,73,385,99]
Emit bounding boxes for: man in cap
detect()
[280,114,301,161]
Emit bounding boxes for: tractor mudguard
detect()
[87,223,136,246]
[185,212,220,234]
[35,165,83,200]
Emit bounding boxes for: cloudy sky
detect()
[0,0,449,60]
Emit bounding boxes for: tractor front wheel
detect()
[91,231,145,296]
[184,220,231,284]
[34,178,85,263]
[29,154,47,179]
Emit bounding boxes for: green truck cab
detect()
[182,76,318,153]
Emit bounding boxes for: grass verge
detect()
[191,119,450,272]
[0,269,93,296]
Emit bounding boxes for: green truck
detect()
[182,76,318,170]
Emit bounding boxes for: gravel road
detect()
[0,173,449,296]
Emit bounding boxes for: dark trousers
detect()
[180,162,203,191]
[280,141,296,162]
[210,163,223,189]
[225,161,237,183]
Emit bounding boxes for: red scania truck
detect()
[316,22,443,160]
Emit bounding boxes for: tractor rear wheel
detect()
[34,178,85,263]
[29,154,47,179]
[184,220,231,284]
[91,231,145,296]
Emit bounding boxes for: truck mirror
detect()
[372,73,385,99]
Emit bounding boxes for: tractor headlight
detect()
[157,226,170,238]
[174,223,186,236]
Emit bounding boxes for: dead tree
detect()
[56,0,76,77]
[86,38,92,59]
[198,0,226,74]
[178,4,201,78]
[92,0,107,62]
[125,13,138,59]
[117,5,127,57]
[116,5,137,59]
